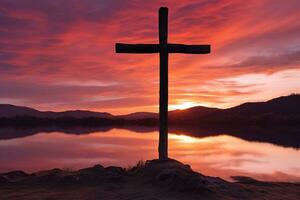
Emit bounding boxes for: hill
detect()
[0,104,113,119]
[118,112,158,120]
[224,94,300,116]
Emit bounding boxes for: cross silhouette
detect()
[115,7,211,160]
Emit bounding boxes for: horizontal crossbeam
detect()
[115,43,210,54]
[116,43,159,53]
[168,44,210,54]
[116,43,210,54]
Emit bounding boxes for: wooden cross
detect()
[115,7,211,160]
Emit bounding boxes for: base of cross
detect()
[159,157,169,161]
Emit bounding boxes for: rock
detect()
[105,166,125,175]
[77,164,106,183]
[143,159,192,175]
[104,166,126,181]
[231,176,271,187]
[231,176,259,184]
[141,159,235,192]
[0,170,29,182]
[29,168,76,185]
[77,164,125,183]
[59,174,80,184]
[0,176,8,184]
[78,164,105,173]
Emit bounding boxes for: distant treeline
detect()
[1,114,300,129]
[0,116,158,127]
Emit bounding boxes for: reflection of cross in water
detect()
[115,7,211,160]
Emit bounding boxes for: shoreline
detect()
[1,159,299,200]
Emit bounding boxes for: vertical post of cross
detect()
[158,7,168,160]
[115,7,211,161]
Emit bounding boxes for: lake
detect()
[0,127,299,182]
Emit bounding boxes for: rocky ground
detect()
[0,159,299,200]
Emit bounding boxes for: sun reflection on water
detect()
[169,134,199,144]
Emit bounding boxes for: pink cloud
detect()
[0,0,300,114]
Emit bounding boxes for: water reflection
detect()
[0,128,299,182]
[1,126,299,149]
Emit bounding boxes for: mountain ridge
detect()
[0,94,299,124]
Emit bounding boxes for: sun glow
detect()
[170,102,200,110]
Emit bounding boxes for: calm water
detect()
[0,128,299,182]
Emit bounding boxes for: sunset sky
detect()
[0,0,300,114]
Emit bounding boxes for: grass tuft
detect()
[127,160,146,172]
